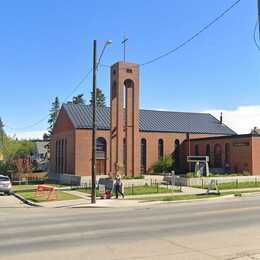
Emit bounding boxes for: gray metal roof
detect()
[63,103,236,135]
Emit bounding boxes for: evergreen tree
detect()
[72,94,85,104]
[89,88,106,107]
[43,133,50,141]
[48,97,60,134]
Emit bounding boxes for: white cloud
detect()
[8,130,46,140]
[204,106,260,134]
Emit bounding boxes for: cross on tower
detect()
[121,36,128,62]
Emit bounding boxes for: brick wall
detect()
[187,135,254,174]
[50,107,75,175]
[75,129,110,176]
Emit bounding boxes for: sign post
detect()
[187,156,210,177]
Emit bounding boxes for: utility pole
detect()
[258,0,260,39]
[90,39,112,204]
[91,40,97,204]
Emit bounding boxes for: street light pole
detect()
[258,0,260,39]
[91,39,112,204]
[91,40,97,204]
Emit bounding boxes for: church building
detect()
[49,61,260,180]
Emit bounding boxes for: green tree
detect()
[48,97,60,134]
[89,88,106,107]
[72,94,85,104]
[3,137,35,160]
[151,155,174,174]
[0,117,4,151]
[43,133,50,141]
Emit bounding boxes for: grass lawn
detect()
[12,184,67,192]
[217,182,260,190]
[192,181,260,190]
[15,190,81,203]
[75,185,181,197]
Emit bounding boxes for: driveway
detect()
[0,194,29,208]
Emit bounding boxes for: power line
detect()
[62,68,93,102]
[5,0,243,131]
[140,0,243,66]
[100,0,242,69]
[7,68,93,131]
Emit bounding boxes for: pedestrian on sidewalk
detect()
[114,174,124,199]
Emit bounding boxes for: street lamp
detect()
[91,40,112,204]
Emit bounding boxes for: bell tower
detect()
[110,61,140,177]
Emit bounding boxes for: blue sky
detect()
[0,0,259,138]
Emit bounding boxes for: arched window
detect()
[96,137,107,174]
[225,143,230,165]
[141,138,147,174]
[195,145,199,156]
[174,139,180,171]
[124,79,134,110]
[158,139,164,160]
[214,144,222,168]
[96,137,106,159]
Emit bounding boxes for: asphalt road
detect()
[1,196,260,260]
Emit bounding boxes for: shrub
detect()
[186,172,197,178]
[0,161,17,176]
[152,155,174,173]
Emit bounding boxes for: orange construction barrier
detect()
[36,185,58,201]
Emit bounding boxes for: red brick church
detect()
[49,61,260,179]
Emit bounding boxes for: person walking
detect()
[114,174,124,199]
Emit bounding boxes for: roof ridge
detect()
[62,102,236,135]
[64,103,212,115]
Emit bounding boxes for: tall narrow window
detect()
[55,141,58,173]
[141,138,147,174]
[206,144,211,166]
[174,139,180,171]
[214,144,222,168]
[96,137,107,174]
[225,143,230,165]
[58,140,61,173]
[158,139,164,160]
[60,139,64,173]
[64,139,67,173]
[195,145,199,156]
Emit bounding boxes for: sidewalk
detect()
[36,186,207,208]
[220,187,260,193]
[21,186,260,208]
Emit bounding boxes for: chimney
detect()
[220,112,223,124]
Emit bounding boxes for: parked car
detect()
[0,175,12,195]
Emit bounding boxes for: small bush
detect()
[0,161,17,176]
[122,175,144,180]
[152,155,173,173]
[186,172,197,178]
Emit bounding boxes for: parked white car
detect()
[0,175,12,195]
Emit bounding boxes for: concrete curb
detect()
[239,191,260,197]
[138,194,235,205]
[12,193,42,207]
